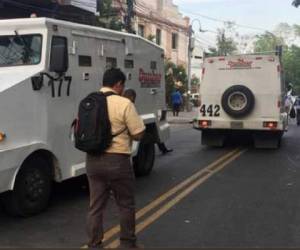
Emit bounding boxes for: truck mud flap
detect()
[201,130,225,147]
[253,132,282,149]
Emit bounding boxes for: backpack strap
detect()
[101,91,128,137]
[112,127,128,138]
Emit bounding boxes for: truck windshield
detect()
[0,34,42,67]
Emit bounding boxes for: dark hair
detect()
[123,89,137,103]
[103,68,126,87]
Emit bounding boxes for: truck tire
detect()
[221,85,255,118]
[133,141,155,177]
[3,157,52,217]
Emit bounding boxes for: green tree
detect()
[253,28,300,94]
[254,32,285,53]
[216,29,237,56]
[204,32,237,57]
[294,24,300,36]
[97,0,124,31]
[293,0,300,7]
[282,45,300,94]
[191,75,200,86]
[205,47,219,57]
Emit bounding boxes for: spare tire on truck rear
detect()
[221,85,255,118]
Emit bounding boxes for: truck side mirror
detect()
[50,36,69,74]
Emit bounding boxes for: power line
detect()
[180,8,267,33]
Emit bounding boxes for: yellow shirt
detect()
[101,87,145,155]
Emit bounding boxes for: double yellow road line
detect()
[100,148,246,248]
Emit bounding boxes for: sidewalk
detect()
[167,108,198,124]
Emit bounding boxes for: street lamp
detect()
[187,19,203,111]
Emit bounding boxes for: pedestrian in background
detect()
[171,89,183,117]
[86,69,145,248]
[123,88,137,103]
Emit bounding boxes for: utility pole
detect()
[187,24,194,112]
[125,0,134,33]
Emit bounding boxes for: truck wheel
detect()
[222,85,255,118]
[3,157,52,217]
[133,141,155,177]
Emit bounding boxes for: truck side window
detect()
[79,55,92,67]
[151,61,157,70]
[106,57,117,69]
[50,36,68,73]
[125,59,134,69]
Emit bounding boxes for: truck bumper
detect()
[193,118,286,132]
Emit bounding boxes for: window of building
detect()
[106,57,117,69]
[156,29,161,45]
[138,24,145,37]
[151,61,157,70]
[79,55,92,67]
[172,33,178,50]
[125,59,134,69]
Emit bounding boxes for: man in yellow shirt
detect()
[86,68,145,248]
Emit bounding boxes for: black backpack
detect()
[72,91,116,155]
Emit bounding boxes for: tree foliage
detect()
[96,0,124,31]
[191,75,200,86]
[205,47,219,57]
[254,32,285,53]
[294,24,300,36]
[205,30,237,57]
[282,45,300,94]
[293,0,300,7]
[216,29,237,56]
[253,31,300,93]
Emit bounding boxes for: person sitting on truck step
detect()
[123,88,173,155]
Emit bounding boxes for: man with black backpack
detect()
[82,68,145,248]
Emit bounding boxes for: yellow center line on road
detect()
[106,148,247,248]
[101,148,241,243]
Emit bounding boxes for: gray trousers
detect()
[86,153,136,247]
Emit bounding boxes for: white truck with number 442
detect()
[193,52,288,148]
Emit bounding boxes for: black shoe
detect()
[162,148,173,155]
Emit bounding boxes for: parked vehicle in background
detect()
[194,52,288,149]
[0,18,170,216]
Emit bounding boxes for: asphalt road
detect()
[1,123,300,248]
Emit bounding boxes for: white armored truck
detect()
[0,18,170,216]
[194,53,288,149]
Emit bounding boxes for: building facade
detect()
[114,0,190,67]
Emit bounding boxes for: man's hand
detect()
[131,131,145,141]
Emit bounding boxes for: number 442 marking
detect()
[200,104,221,117]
